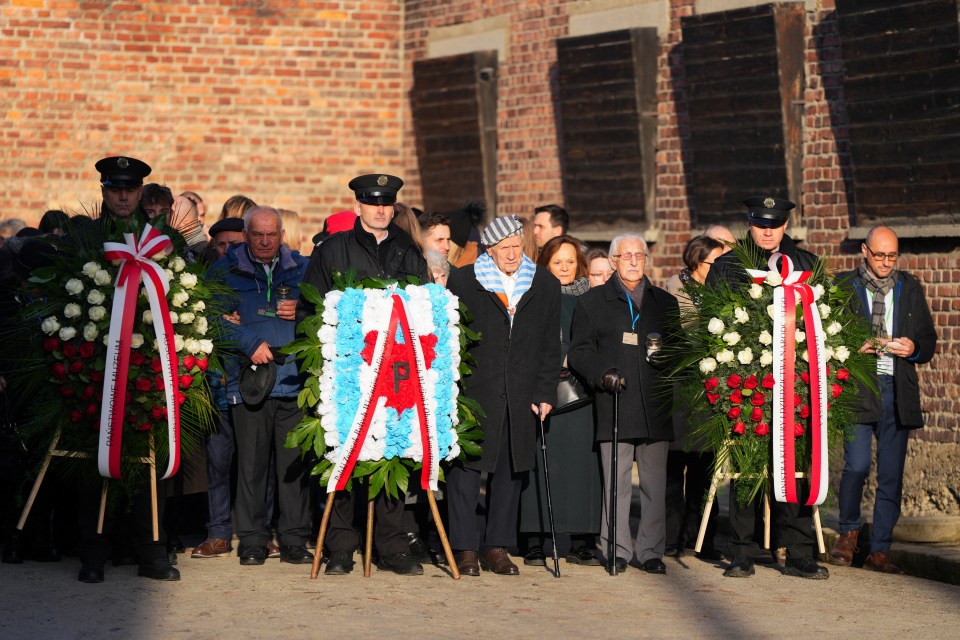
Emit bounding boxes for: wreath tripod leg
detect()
[364,499,374,578]
[16,431,60,531]
[310,491,337,579]
[813,505,825,554]
[427,489,459,579]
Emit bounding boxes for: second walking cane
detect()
[538,410,561,577]
[609,380,624,576]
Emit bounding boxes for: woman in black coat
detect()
[568,234,679,574]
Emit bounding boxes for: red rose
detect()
[733,421,746,435]
[151,406,165,420]
[151,358,163,373]
[154,376,165,390]
[195,358,209,372]
[800,371,810,384]
[754,423,770,436]
[176,391,187,405]
[826,365,831,377]
[51,363,67,381]
[62,343,78,359]
[799,404,810,419]
[837,368,850,382]
[84,403,98,417]
[761,374,775,389]
[704,378,720,392]
[751,392,765,407]
[727,406,742,419]
[730,389,744,405]
[134,377,152,392]
[794,394,803,407]
[179,374,194,390]
[69,360,84,374]
[60,386,75,398]
[79,341,95,359]
[743,375,759,390]
[182,355,197,370]
[91,370,104,383]
[43,337,61,352]
[750,407,763,422]
[130,352,146,366]
[70,410,83,423]
[82,385,94,401]
[831,383,843,399]
[726,374,742,389]
[127,413,138,423]
[794,422,805,437]
[707,392,721,405]
[135,422,152,431]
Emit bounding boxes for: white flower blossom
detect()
[169,256,186,273]
[194,317,208,335]
[716,349,735,364]
[199,339,214,354]
[86,289,105,305]
[65,278,84,295]
[834,345,850,363]
[737,348,754,365]
[179,272,198,289]
[130,333,144,349]
[767,304,777,318]
[81,262,100,278]
[823,346,835,361]
[184,338,202,354]
[164,269,174,281]
[765,272,783,286]
[192,300,206,313]
[812,284,825,300]
[722,331,741,346]
[59,326,77,341]
[178,311,195,324]
[174,334,185,352]
[760,350,773,366]
[93,270,112,286]
[172,291,189,308]
[748,283,764,300]
[795,329,806,344]
[169,311,179,324]
[699,357,718,374]
[41,316,61,335]
[143,310,154,325]
[707,318,725,335]
[733,307,749,324]
[759,330,773,346]
[63,303,82,319]
[826,321,842,336]
[88,306,107,321]
[819,303,831,318]
[801,349,809,362]
[83,323,98,341]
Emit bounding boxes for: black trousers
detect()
[78,480,167,566]
[325,486,408,556]
[728,479,814,558]
[232,398,310,549]
[447,416,524,552]
[665,450,718,550]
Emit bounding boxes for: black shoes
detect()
[566,547,601,566]
[523,547,546,566]
[325,550,355,575]
[642,558,667,574]
[138,559,181,581]
[379,551,424,576]
[784,556,830,580]
[280,545,314,565]
[239,545,269,566]
[608,557,629,574]
[78,564,105,583]
[723,555,756,578]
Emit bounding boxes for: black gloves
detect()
[601,368,623,393]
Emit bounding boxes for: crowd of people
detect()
[0,156,937,586]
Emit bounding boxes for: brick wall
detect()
[0,0,407,248]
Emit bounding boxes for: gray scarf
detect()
[858,261,897,335]
[561,277,590,297]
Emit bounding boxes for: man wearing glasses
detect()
[830,226,937,574]
[707,196,829,580]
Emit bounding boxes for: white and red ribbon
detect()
[747,253,828,506]
[328,293,439,493]
[98,224,180,480]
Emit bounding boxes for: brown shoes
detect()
[480,547,519,575]
[829,530,858,566]
[455,550,480,577]
[864,551,906,575]
[191,538,233,558]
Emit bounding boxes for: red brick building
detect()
[2,0,957,514]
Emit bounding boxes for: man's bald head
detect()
[705,225,736,254]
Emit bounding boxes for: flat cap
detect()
[480,214,523,248]
[208,217,244,237]
[96,156,151,189]
[348,174,403,206]
[743,195,795,228]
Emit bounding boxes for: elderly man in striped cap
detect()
[445,215,561,576]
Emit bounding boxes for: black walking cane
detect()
[609,377,625,576]
[537,408,561,578]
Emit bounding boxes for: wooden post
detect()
[813,505,825,554]
[310,492,337,579]
[16,431,61,531]
[763,491,771,550]
[364,499,374,578]
[97,482,108,534]
[427,490,459,579]
[148,433,159,541]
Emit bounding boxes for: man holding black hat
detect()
[706,196,828,580]
[298,173,429,576]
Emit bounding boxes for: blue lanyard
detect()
[626,295,640,332]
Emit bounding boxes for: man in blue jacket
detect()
[210,206,311,566]
[830,225,937,574]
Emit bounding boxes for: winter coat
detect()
[209,243,308,404]
[447,263,561,473]
[838,269,937,428]
[707,232,818,287]
[568,276,679,442]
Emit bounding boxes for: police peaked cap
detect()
[743,195,795,228]
[96,156,152,189]
[348,174,403,205]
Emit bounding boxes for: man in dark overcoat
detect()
[568,233,678,574]
[446,215,560,576]
[706,196,829,580]
[829,225,937,574]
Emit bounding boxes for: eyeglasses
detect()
[864,245,900,262]
[612,252,647,262]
